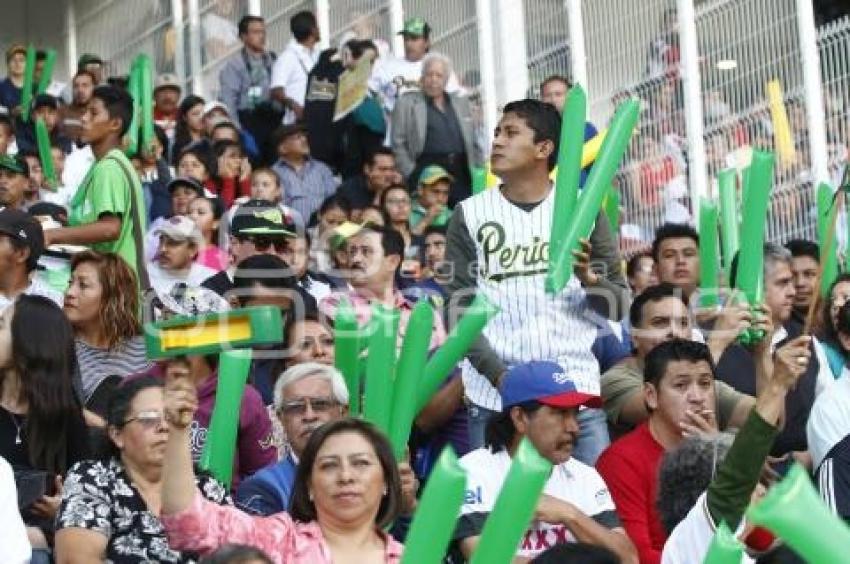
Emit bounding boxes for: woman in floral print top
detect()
[54,376,230,563]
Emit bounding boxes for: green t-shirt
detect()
[410,200,452,230]
[68,149,147,277]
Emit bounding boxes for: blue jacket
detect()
[235,452,298,516]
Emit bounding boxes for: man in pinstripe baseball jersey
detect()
[444,99,628,464]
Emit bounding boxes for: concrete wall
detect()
[0,0,70,84]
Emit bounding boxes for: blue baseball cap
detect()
[499,361,602,410]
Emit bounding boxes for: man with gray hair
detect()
[235,362,348,515]
[391,52,482,206]
[716,242,831,464]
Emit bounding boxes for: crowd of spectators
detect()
[0,6,848,564]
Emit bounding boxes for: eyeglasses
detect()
[279,396,338,416]
[123,410,167,430]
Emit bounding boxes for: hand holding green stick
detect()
[734,150,774,345]
[401,447,467,564]
[545,99,640,294]
[545,84,587,294]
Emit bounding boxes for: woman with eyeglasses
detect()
[0,295,89,558]
[54,376,230,564]
[160,370,404,563]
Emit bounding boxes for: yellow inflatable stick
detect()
[766,80,796,167]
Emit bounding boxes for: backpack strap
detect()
[105,156,152,293]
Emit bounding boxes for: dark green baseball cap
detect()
[77,53,104,68]
[399,17,431,37]
[0,154,29,177]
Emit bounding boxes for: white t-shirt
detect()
[0,456,31,564]
[271,39,321,125]
[808,367,850,470]
[0,277,64,311]
[147,261,217,296]
[661,492,754,564]
[369,55,461,113]
[458,448,618,559]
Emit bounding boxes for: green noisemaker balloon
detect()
[138,54,156,155]
[20,46,36,122]
[747,463,850,564]
[36,49,56,95]
[401,447,467,564]
[816,182,839,297]
[734,150,774,345]
[363,305,399,433]
[469,439,552,564]
[199,348,253,488]
[698,199,720,308]
[545,84,586,294]
[703,521,744,564]
[471,166,487,195]
[545,98,640,294]
[334,298,362,415]
[416,294,499,412]
[389,300,433,459]
[125,57,142,157]
[604,187,621,234]
[717,168,739,277]
[35,117,58,189]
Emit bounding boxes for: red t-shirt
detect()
[596,422,666,564]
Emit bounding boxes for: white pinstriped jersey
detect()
[459,186,600,410]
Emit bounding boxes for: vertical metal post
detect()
[476,0,498,151]
[66,0,78,80]
[187,0,204,96]
[565,0,587,88]
[247,0,262,16]
[677,0,709,216]
[389,0,405,58]
[796,0,829,185]
[171,0,186,89]
[494,0,529,103]
[315,0,330,50]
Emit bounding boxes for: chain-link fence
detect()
[697,0,815,246]
[523,0,571,97]
[63,0,840,255]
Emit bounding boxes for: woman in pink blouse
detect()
[160,375,404,564]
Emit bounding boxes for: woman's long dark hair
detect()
[171,95,206,164]
[8,295,82,474]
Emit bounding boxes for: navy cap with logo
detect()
[0,154,29,177]
[231,199,295,239]
[499,361,601,410]
[0,208,45,269]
